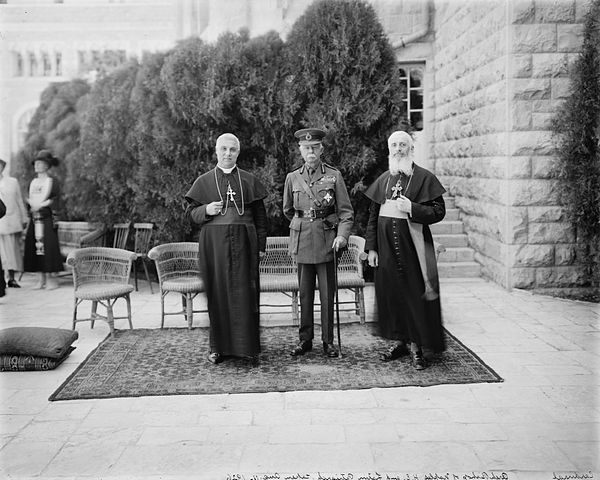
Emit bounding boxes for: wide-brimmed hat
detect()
[33,150,59,167]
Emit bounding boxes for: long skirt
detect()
[23,216,63,273]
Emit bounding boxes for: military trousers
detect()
[297,261,335,344]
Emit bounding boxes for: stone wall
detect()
[431,0,589,290]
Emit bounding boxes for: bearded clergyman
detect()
[363,130,446,370]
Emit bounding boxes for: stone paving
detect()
[0,273,598,480]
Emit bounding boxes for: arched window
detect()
[28,52,38,76]
[398,63,425,131]
[43,52,52,76]
[13,52,23,76]
[55,51,62,76]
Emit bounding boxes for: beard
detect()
[388,155,413,176]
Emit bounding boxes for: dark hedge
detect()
[16,0,407,244]
[551,0,600,287]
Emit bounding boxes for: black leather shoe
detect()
[290,341,312,356]
[323,342,339,358]
[207,352,223,364]
[411,348,427,370]
[7,280,20,288]
[380,343,409,362]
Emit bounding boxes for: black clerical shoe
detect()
[290,341,312,356]
[380,342,409,362]
[207,352,223,364]
[410,348,427,370]
[323,342,339,358]
[7,280,20,288]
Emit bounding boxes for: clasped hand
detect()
[395,195,412,214]
[206,201,223,216]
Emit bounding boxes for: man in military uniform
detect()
[283,127,354,358]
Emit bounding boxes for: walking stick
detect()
[333,246,343,358]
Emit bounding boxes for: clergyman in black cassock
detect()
[364,130,446,370]
[185,133,267,365]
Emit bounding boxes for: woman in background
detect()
[23,150,63,289]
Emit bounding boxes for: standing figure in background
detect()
[283,128,354,358]
[185,133,268,365]
[0,197,6,298]
[0,158,28,288]
[23,150,63,290]
[364,130,446,370]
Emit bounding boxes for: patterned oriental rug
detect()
[49,324,502,401]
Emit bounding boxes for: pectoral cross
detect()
[391,180,403,199]
[226,183,236,202]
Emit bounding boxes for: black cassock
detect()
[364,164,447,353]
[185,167,267,357]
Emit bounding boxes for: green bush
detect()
[17,0,406,243]
[552,0,600,287]
[285,0,406,233]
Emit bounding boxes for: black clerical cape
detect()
[364,164,447,352]
[185,167,267,357]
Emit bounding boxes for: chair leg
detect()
[72,298,79,331]
[125,294,133,329]
[292,290,299,326]
[358,287,365,324]
[142,259,153,294]
[181,294,187,322]
[186,293,193,329]
[133,260,139,291]
[91,301,98,329]
[160,293,166,329]
[106,301,115,338]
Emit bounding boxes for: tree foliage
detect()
[16,0,406,243]
[285,0,406,233]
[552,0,600,286]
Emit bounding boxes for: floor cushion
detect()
[0,327,78,371]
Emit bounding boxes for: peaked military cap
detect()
[294,128,326,145]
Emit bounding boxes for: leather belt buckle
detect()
[307,208,316,219]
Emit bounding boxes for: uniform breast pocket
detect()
[317,185,335,206]
[292,187,303,207]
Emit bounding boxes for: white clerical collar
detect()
[217,165,236,174]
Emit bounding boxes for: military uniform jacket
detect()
[283,162,354,264]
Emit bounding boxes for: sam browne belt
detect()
[295,206,336,219]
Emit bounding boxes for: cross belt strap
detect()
[295,206,335,219]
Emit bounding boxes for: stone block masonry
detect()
[430,0,589,290]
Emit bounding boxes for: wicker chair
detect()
[112,222,131,250]
[132,222,154,294]
[259,236,300,323]
[332,235,368,323]
[147,242,206,329]
[67,247,136,338]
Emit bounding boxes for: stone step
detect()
[430,220,464,235]
[432,233,469,247]
[437,246,474,263]
[437,261,481,278]
[444,195,455,209]
[444,208,460,221]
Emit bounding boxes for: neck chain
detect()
[386,169,414,200]
[214,167,244,215]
